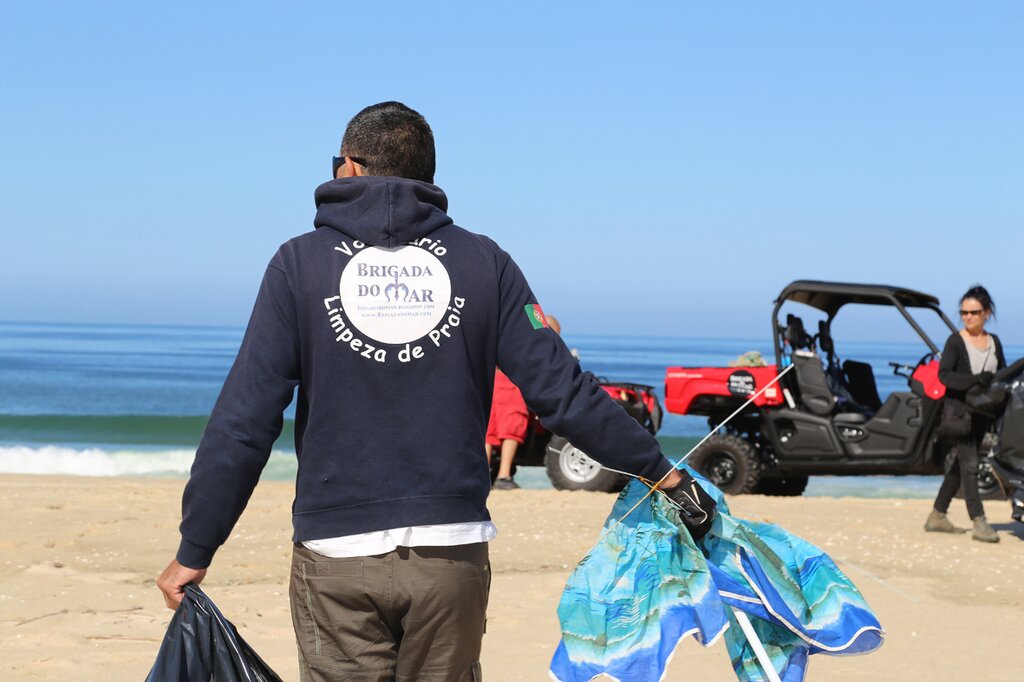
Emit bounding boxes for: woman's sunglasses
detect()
[959,309,986,317]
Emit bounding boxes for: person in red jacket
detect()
[485,368,530,489]
[485,316,566,489]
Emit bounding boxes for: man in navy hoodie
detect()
[156,101,715,680]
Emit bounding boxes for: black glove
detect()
[662,471,718,541]
[977,371,995,387]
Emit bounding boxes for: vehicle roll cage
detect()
[771,280,958,368]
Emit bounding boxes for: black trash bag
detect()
[146,584,283,682]
[966,382,1009,418]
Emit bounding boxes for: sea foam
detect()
[0,445,298,479]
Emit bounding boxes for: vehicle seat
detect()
[816,320,838,369]
[784,314,814,352]
[817,319,851,396]
[815,320,877,417]
[842,360,883,412]
[791,350,836,416]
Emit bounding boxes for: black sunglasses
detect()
[959,309,986,317]
[333,155,369,177]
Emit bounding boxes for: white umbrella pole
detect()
[730,607,782,682]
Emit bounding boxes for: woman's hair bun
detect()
[961,284,996,318]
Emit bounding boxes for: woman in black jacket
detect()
[926,285,1006,542]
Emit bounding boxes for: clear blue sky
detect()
[2,2,1021,342]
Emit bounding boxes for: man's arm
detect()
[493,254,669,480]
[487,254,688,477]
[156,560,207,610]
[492,254,712,535]
[157,259,300,608]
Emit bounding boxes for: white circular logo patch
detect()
[338,246,452,345]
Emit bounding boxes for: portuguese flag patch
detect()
[525,303,549,330]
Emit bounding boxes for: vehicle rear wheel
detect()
[757,475,809,497]
[544,436,628,493]
[687,434,761,495]
[975,458,1006,500]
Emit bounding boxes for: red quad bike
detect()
[492,380,662,492]
[664,280,1005,497]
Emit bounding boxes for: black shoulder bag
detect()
[937,399,972,439]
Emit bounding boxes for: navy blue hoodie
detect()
[177,177,674,568]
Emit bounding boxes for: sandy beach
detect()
[0,474,1021,681]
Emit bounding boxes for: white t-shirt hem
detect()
[302,521,498,559]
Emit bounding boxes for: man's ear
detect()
[337,157,366,179]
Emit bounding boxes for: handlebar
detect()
[889,361,915,379]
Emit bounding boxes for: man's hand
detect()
[661,470,718,541]
[156,559,207,610]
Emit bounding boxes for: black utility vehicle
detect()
[664,281,1004,497]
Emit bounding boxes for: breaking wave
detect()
[0,445,298,480]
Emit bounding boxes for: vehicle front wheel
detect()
[687,434,761,495]
[544,436,628,493]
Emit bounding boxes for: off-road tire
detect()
[687,434,761,495]
[975,458,1007,500]
[756,475,809,497]
[544,436,628,493]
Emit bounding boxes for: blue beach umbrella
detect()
[549,471,884,682]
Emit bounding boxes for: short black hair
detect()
[961,284,996,318]
[340,102,436,184]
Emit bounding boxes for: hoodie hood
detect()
[313,176,453,247]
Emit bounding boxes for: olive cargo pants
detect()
[290,542,489,681]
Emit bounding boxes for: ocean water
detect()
[2,321,1019,497]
